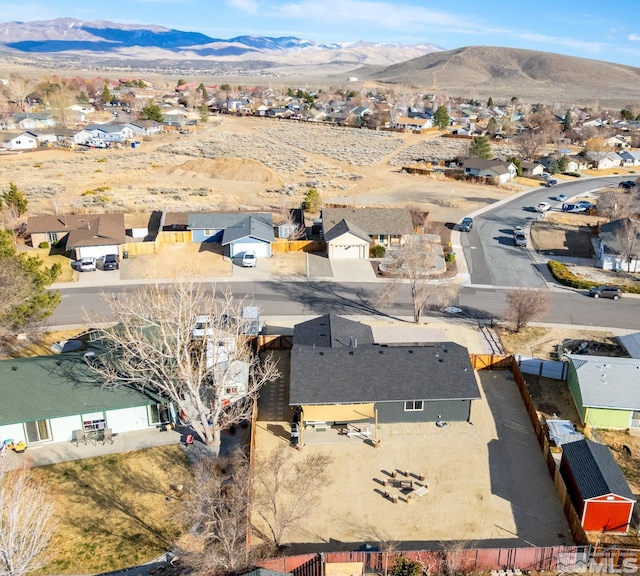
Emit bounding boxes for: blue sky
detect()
[3,0,640,66]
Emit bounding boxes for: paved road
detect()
[465,175,627,287]
[50,281,640,330]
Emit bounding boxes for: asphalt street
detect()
[50,281,640,330]
[464,175,628,287]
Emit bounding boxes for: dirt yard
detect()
[530,212,601,257]
[254,353,571,550]
[1,116,531,225]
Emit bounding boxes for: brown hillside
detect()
[167,157,284,185]
[364,46,640,106]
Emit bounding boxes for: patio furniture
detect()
[73,430,86,446]
[102,428,114,445]
[85,430,99,446]
[185,434,194,446]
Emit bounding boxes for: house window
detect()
[25,419,51,443]
[225,386,238,395]
[82,412,106,432]
[148,404,171,425]
[45,232,59,244]
[404,400,424,412]
[204,229,215,235]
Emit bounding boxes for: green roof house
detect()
[567,355,640,431]
[0,346,173,450]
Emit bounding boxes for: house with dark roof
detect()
[26,213,126,259]
[0,345,174,454]
[462,159,517,183]
[560,439,635,532]
[567,354,640,431]
[321,208,414,257]
[289,315,480,441]
[596,217,640,271]
[188,212,275,258]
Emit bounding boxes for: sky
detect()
[2,0,640,66]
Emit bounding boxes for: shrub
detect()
[371,244,386,258]
[547,260,640,294]
[95,169,102,173]
[38,241,49,249]
[444,251,456,262]
[97,157,108,163]
[562,172,581,178]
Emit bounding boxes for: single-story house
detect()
[619,150,640,167]
[15,113,56,130]
[26,213,126,259]
[72,129,94,145]
[85,123,134,143]
[604,135,630,149]
[187,212,275,258]
[596,217,640,272]
[321,207,414,256]
[567,354,640,431]
[324,219,371,259]
[560,439,635,533]
[565,156,589,172]
[0,346,174,451]
[2,133,38,151]
[462,159,517,183]
[124,120,163,136]
[588,152,622,170]
[520,162,546,178]
[23,129,57,145]
[392,116,433,131]
[289,315,481,436]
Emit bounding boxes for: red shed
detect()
[560,439,636,533]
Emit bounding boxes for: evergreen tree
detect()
[507,156,522,177]
[198,104,209,123]
[140,101,164,123]
[487,117,500,136]
[102,83,112,104]
[2,182,28,216]
[303,188,321,213]
[487,97,494,107]
[469,135,492,159]
[433,105,450,129]
[558,155,569,172]
[563,109,573,132]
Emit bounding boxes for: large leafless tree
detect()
[504,288,550,332]
[0,462,57,576]
[376,236,459,324]
[596,189,640,221]
[86,281,280,455]
[614,218,640,273]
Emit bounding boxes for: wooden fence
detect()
[273,239,325,253]
[122,241,157,256]
[470,353,589,545]
[157,230,192,244]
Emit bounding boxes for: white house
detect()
[597,218,640,272]
[619,151,640,167]
[392,116,433,130]
[463,158,517,183]
[85,123,134,143]
[0,348,174,453]
[72,129,94,145]
[2,133,38,151]
[589,151,622,170]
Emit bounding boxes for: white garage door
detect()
[231,241,270,258]
[330,244,366,260]
[77,245,119,259]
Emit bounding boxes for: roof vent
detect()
[349,351,354,355]
[11,366,17,371]
[319,351,324,356]
[439,358,444,363]
[379,350,384,354]
[84,351,95,358]
[408,349,414,354]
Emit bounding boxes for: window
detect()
[148,404,171,425]
[204,229,215,235]
[225,386,238,395]
[45,232,59,244]
[404,400,424,412]
[82,412,106,431]
[25,419,51,443]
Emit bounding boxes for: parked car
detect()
[556,193,567,202]
[241,251,257,267]
[535,202,551,212]
[102,254,119,270]
[545,179,558,187]
[290,422,300,444]
[514,229,527,247]
[75,256,96,272]
[589,285,622,300]
[574,201,594,211]
[619,181,636,190]
[460,217,473,232]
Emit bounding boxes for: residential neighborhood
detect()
[1,67,640,576]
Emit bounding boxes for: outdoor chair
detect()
[74,429,87,446]
[102,428,114,445]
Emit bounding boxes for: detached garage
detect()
[325,219,370,260]
[560,439,635,533]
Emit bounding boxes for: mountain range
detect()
[0,18,443,66]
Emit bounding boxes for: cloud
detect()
[629,34,640,41]
[277,0,471,31]
[226,0,259,14]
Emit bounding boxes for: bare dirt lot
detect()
[530,212,601,257]
[1,117,529,224]
[254,353,571,550]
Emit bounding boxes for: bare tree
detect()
[47,87,76,128]
[614,218,640,272]
[275,201,305,240]
[85,281,280,455]
[0,461,57,576]
[514,131,547,161]
[376,236,459,324]
[505,288,550,332]
[252,447,333,548]
[177,451,265,575]
[3,75,34,111]
[596,190,640,221]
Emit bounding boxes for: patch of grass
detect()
[32,445,191,574]
[33,248,76,282]
[2,329,90,359]
[498,326,550,355]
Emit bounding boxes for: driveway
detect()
[307,254,378,281]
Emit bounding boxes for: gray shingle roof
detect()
[289,315,480,405]
[188,212,273,230]
[322,208,413,236]
[598,218,640,255]
[568,354,640,410]
[323,219,371,243]
[562,439,635,501]
[0,347,164,426]
[221,216,275,244]
[618,332,640,359]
